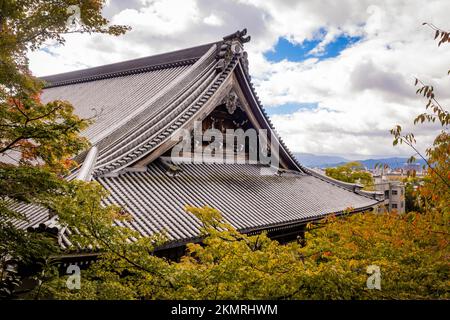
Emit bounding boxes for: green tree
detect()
[41,206,449,300]
[403,177,424,213]
[0,0,128,297]
[325,161,374,189]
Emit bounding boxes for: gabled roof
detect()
[11,29,382,246]
[40,29,307,177]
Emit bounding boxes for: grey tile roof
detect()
[7,200,50,230]
[96,162,378,243]
[4,31,382,250]
[41,64,192,143]
[7,160,378,248]
[40,43,235,175]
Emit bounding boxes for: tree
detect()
[403,176,424,213]
[390,23,449,214]
[325,161,374,188]
[0,0,129,297]
[40,206,449,300]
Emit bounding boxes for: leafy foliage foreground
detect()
[39,206,449,300]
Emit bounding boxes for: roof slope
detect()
[97,162,378,244]
[42,64,192,142]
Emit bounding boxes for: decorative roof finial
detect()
[223,28,251,43]
[216,28,251,72]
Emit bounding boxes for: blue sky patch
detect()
[265,102,319,115]
[264,33,362,63]
[41,47,57,57]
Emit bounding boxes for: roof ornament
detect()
[159,158,182,177]
[222,28,251,44]
[216,28,251,72]
[221,90,243,114]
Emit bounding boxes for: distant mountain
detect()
[294,153,349,167]
[343,157,427,170]
[294,153,427,169]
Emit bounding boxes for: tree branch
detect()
[399,136,450,189]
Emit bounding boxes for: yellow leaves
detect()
[111,207,132,221]
[46,203,450,300]
[185,205,224,229]
[344,242,358,252]
[344,206,355,214]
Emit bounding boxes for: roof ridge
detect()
[40,42,218,88]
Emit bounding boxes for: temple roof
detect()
[11,161,378,248]
[41,42,221,174]
[10,29,381,247]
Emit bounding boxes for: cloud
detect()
[350,60,412,100]
[28,0,450,158]
[203,14,224,26]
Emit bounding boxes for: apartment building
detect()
[373,175,405,213]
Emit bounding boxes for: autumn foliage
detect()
[38,206,449,300]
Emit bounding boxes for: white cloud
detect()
[28,0,450,158]
[203,14,223,26]
[112,0,201,35]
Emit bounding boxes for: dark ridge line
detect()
[40,42,218,88]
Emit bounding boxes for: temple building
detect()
[13,30,381,258]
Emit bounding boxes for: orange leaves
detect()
[7,97,27,114]
[30,91,42,104]
[438,238,449,250]
[1,92,91,175]
[323,251,332,257]
[344,206,355,214]
[62,158,77,170]
[16,140,38,161]
[344,242,358,252]
[392,239,404,248]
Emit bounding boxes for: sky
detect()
[28,0,450,160]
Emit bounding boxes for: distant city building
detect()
[373,175,405,213]
[370,162,425,179]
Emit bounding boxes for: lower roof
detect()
[10,160,379,249]
[96,161,379,243]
